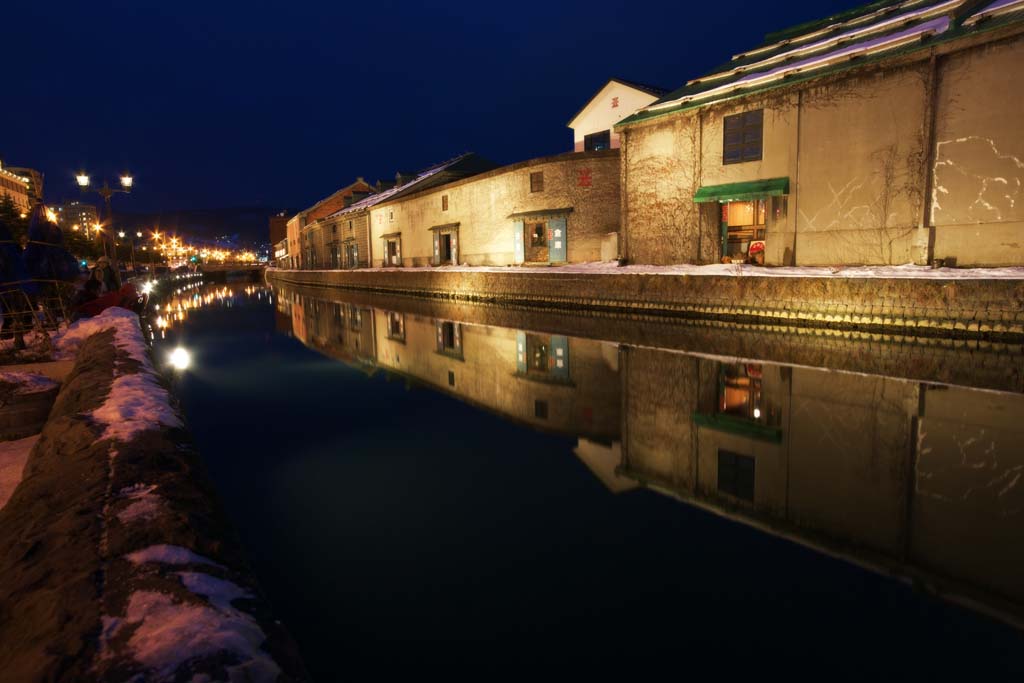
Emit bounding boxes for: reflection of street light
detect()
[118,231,125,238]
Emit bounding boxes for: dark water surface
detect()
[151,280,1024,679]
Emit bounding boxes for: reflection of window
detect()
[448,371,455,387]
[441,322,456,349]
[529,222,546,247]
[719,363,764,422]
[718,450,755,501]
[525,334,549,375]
[584,130,611,151]
[386,312,405,341]
[348,305,362,331]
[535,400,548,419]
[530,171,544,193]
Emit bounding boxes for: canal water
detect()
[150,279,1024,679]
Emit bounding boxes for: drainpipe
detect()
[919,54,941,266]
[619,129,629,263]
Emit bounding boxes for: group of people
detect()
[1,205,144,348]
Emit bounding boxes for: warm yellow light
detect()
[45,208,58,223]
[19,212,27,219]
[120,175,133,189]
[118,231,125,238]
[76,173,90,187]
[136,231,142,238]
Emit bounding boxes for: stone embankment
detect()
[0,309,307,682]
[267,267,1024,343]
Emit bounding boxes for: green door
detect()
[513,220,525,264]
[548,217,567,262]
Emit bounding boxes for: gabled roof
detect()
[324,153,494,219]
[567,77,670,127]
[619,0,1024,126]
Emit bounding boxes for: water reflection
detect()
[145,281,270,340]
[272,282,1024,628]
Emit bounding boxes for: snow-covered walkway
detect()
[276,261,1024,280]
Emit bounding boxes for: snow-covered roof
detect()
[620,0,1024,125]
[324,153,475,220]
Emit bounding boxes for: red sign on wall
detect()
[577,168,593,187]
[611,96,619,108]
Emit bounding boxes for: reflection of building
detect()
[617,1,1024,267]
[0,160,32,213]
[619,347,1024,624]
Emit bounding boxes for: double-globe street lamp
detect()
[76,171,133,265]
[117,229,144,272]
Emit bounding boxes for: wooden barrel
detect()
[0,373,60,441]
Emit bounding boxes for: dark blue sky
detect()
[3,0,856,213]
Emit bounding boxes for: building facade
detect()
[368,150,620,267]
[0,160,32,214]
[567,78,667,152]
[57,201,99,231]
[617,1,1024,267]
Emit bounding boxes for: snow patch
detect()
[126,544,224,569]
[0,371,59,395]
[108,587,280,682]
[54,306,149,363]
[91,371,182,442]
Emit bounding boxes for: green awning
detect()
[693,177,790,203]
[692,412,783,443]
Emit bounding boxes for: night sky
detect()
[3,0,857,213]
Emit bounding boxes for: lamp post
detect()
[77,171,133,266]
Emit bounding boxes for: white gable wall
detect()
[569,81,661,152]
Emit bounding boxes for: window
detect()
[529,222,546,247]
[442,195,449,211]
[718,450,755,501]
[331,224,337,234]
[584,130,611,152]
[534,400,548,419]
[448,371,455,387]
[389,211,394,222]
[348,220,353,230]
[530,171,544,193]
[723,109,763,164]
[386,312,405,341]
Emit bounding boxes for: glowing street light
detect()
[120,174,133,189]
[77,169,134,262]
[76,172,90,187]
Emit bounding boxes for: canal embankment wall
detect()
[0,308,306,682]
[267,267,1024,343]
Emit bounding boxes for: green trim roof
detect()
[693,412,784,443]
[618,0,1024,127]
[693,178,790,203]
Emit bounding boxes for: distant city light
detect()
[169,347,190,370]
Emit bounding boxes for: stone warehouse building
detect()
[368,150,621,267]
[567,78,668,152]
[617,0,1024,267]
[292,154,496,270]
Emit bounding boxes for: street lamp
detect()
[77,170,134,263]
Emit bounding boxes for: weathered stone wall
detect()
[620,31,1024,268]
[368,151,620,267]
[267,268,1024,343]
[0,322,306,681]
[931,36,1024,266]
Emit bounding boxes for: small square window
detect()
[718,450,755,501]
[723,109,763,164]
[535,400,548,419]
[530,171,544,193]
[448,371,455,387]
[442,195,449,211]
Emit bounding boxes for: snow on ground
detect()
[104,548,280,681]
[104,585,280,683]
[54,306,148,362]
[116,484,165,524]
[0,434,39,510]
[126,545,224,569]
[91,371,182,442]
[275,262,1024,279]
[0,371,59,394]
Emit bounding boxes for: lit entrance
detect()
[692,177,789,265]
[511,209,571,264]
[380,233,402,267]
[430,223,459,266]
